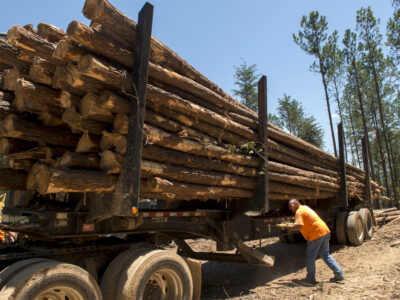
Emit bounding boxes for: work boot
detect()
[329,274,344,282]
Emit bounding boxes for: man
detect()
[285,199,344,284]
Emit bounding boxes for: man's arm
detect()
[286,223,302,231]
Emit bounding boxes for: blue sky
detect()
[0,1,394,154]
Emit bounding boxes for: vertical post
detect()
[251,75,268,213]
[361,137,373,208]
[338,122,348,207]
[112,3,153,216]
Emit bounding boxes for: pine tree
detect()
[232,59,259,112]
[293,11,337,156]
[277,94,324,148]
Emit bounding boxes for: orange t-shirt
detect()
[294,205,330,241]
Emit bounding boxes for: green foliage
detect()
[268,113,283,128]
[293,11,328,56]
[232,59,259,112]
[387,4,400,62]
[277,94,324,148]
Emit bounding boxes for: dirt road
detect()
[197,220,400,299]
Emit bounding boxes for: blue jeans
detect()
[306,233,343,281]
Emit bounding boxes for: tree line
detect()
[233,2,400,207]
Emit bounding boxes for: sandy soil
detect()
[195,220,400,300]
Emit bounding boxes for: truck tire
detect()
[101,245,152,300]
[335,211,348,245]
[359,208,373,240]
[0,261,102,300]
[346,211,364,246]
[115,248,193,300]
[0,258,51,290]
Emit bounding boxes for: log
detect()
[82,0,258,121]
[7,158,34,172]
[0,169,27,190]
[141,144,258,177]
[23,24,36,33]
[76,132,101,152]
[375,215,400,223]
[0,100,13,120]
[53,40,87,63]
[2,114,80,147]
[37,23,67,43]
[0,137,36,155]
[67,21,132,69]
[15,79,62,115]
[29,56,57,86]
[375,207,398,214]
[146,177,253,199]
[62,107,110,135]
[0,40,30,73]
[55,90,81,109]
[38,112,65,127]
[100,151,256,189]
[52,64,97,96]
[28,163,117,194]
[57,151,100,169]
[150,78,258,131]
[7,25,59,62]
[99,131,124,151]
[97,90,130,114]
[146,85,257,141]
[77,54,132,94]
[79,93,114,123]
[0,90,14,103]
[374,211,400,217]
[2,68,24,92]
[99,150,123,174]
[143,123,259,167]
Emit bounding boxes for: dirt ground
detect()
[193,220,400,300]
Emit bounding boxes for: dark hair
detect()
[288,199,300,206]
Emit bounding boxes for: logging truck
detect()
[0,1,380,299]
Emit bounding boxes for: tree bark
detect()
[37,23,67,43]
[57,151,100,169]
[53,40,87,63]
[62,107,110,135]
[29,56,57,86]
[79,93,114,123]
[0,169,27,190]
[2,114,80,147]
[0,40,31,73]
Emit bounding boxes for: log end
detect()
[82,0,104,20]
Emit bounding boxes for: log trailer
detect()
[0,3,375,300]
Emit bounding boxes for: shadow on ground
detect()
[200,237,344,299]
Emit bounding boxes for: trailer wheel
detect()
[0,261,102,300]
[115,248,193,300]
[335,211,348,245]
[0,258,51,290]
[101,245,152,300]
[359,208,373,240]
[346,211,364,246]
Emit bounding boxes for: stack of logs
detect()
[374,208,400,224]
[0,0,388,205]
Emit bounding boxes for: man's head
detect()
[288,199,300,213]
